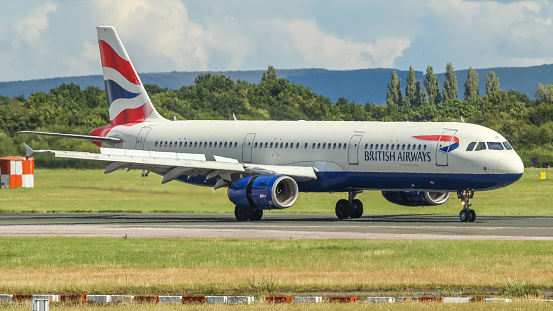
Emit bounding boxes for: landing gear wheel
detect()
[350,199,364,219]
[234,206,252,221]
[457,189,476,223]
[335,199,351,219]
[249,209,263,221]
[469,209,476,222]
[459,210,468,222]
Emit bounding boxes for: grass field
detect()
[1,301,552,311]
[0,168,552,215]
[0,238,551,296]
[2,301,551,311]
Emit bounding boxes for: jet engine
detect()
[227,175,298,210]
[381,191,450,207]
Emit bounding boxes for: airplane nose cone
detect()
[497,155,524,175]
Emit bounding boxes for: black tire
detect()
[249,209,263,221]
[335,199,351,219]
[350,199,364,218]
[459,210,468,222]
[234,206,252,221]
[469,209,476,222]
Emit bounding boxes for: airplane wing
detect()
[23,144,317,188]
[18,131,123,143]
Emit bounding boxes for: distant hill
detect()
[1,65,553,105]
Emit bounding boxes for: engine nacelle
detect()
[227,175,298,210]
[381,191,450,207]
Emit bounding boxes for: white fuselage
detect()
[103,120,524,192]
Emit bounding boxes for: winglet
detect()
[23,143,34,157]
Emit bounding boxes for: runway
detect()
[1,213,552,240]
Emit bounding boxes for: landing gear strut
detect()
[335,191,363,219]
[234,206,264,221]
[457,189,476,222]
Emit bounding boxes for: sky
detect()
[1,0,553,82]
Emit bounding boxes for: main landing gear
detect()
[457,189,476,222]
[234,206,263,221]
[335,191,364,219]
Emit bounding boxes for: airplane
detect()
[20,26,525,222]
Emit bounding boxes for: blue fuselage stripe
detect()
[177,172,522,192]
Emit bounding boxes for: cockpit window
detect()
[474,142,487,151]
[466,142,476,151]
[487,142,504,150]
[503,141,513,150]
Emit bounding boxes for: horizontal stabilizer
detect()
[18,131,122,143]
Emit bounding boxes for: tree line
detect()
[1,64,553,167]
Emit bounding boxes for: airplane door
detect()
[135,127,152,150]
[242,133,256,163]
[436,129,457,166]
[348,135,362,165]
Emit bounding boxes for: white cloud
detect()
[15,1,57,46]
[89,0,210,71]
[252,19,411,70]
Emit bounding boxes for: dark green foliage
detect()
[424,66,441,105]
[485,71,500,95]
[2,70,553,168]
[464,67,480,102]
[443,63,458,101]
[386,71,402,106]
[404,66,418,107]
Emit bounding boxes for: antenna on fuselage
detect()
[233,113,238,121]
[461,116,465,123]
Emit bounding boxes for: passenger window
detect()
[397,144,400,150]
[155,141,158,147]
[391,144,394,151]
[475,142,487,151]
[333,143,337,149]
[312,143,315,149]
[280,142,283,148]
[317,143,321,149]
[169,142,172,147]
[270,142,273,148]
[365,143,368,150]
[343,143,347,149]
[209,142,212,147]
[380,144,384,149]
[402,144,405,150]
[423,144,426,150]
[386,144,389,150]
[466,142,476,151]
[487,142,504,150]
[338,143,342,149]
[174,142,177,147]
[234,142,238,147]
[285,143,288,148]
[370,144,373,150]
[296,143,299,148]
[323,143,326,149]
[375,144,378,150]
[503,141,513,150]
[224,142,227,148]
[264,142,268,148]
[407,144,410,150]
[304,143,308,148]
[417,144,421,150]
[254,142,258,148]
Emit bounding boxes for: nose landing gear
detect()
[335,191,364,219]
[457,189,476,222]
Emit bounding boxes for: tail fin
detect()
[97,26,165,125]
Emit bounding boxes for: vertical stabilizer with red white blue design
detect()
[97,26,165,125]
